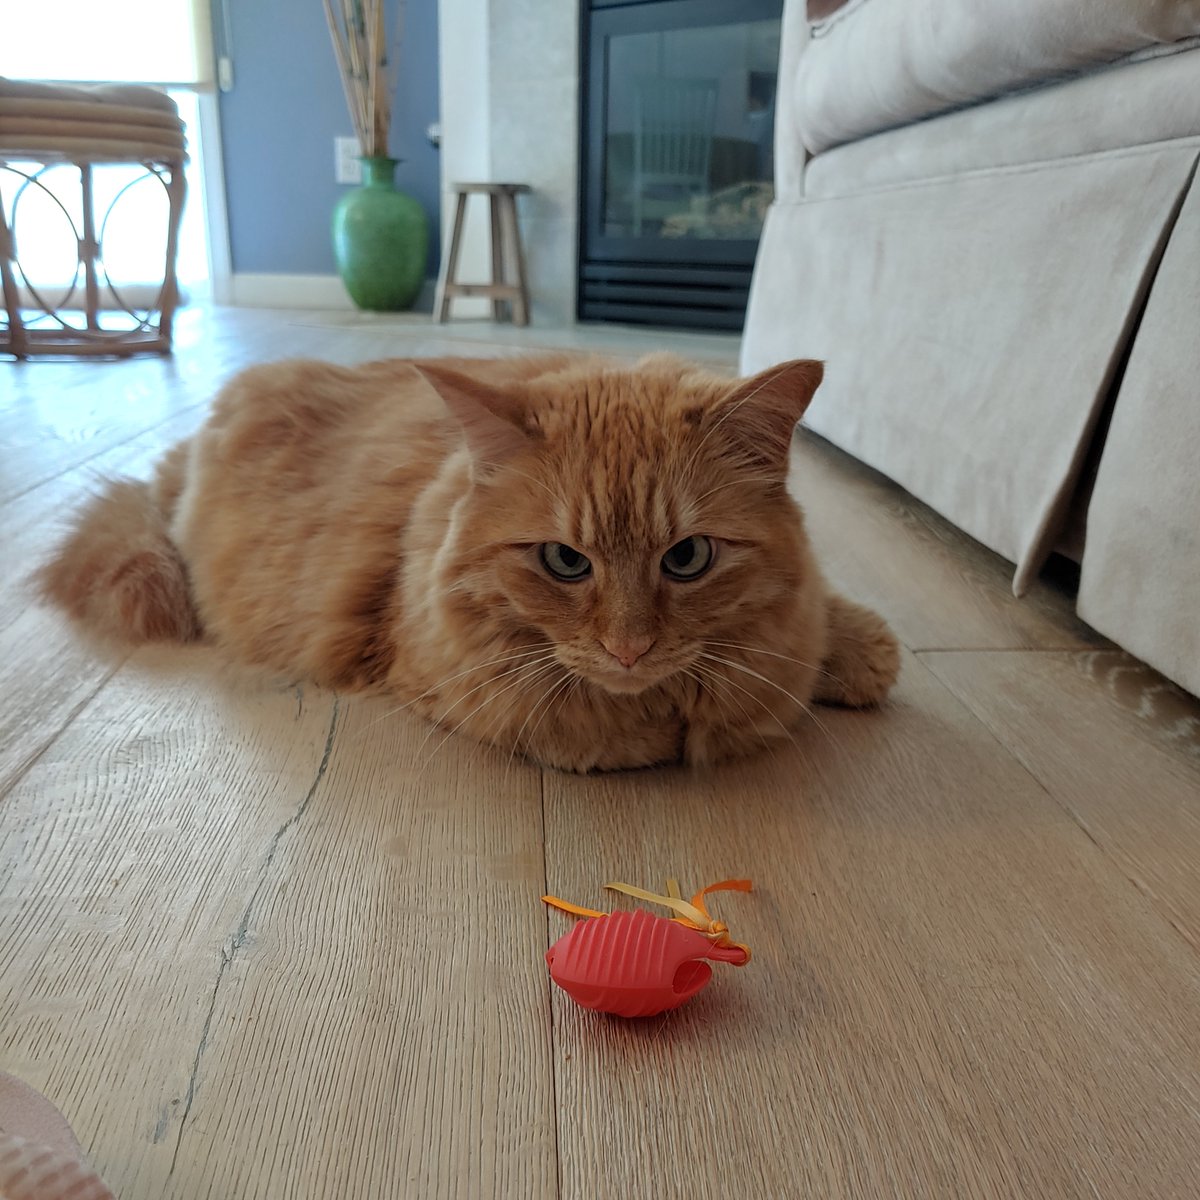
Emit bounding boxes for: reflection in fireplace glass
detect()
[602,20,778,242]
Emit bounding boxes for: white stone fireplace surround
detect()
[436,0,580,326]
[438,1,581,325]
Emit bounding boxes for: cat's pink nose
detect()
[602,635,655,669]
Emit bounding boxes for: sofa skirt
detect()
[742,141,1199,595]
[1077,178,1200,697]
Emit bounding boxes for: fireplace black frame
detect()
[579,0,783,330]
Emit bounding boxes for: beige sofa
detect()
[742,0,1200,697]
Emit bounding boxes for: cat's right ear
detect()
[414,363,534,468]
[708,358,825,474]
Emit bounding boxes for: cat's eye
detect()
[540,542,592,581]
[661,535,714,581]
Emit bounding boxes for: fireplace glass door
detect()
[582,0,783,328]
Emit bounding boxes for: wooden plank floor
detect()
[2,306,1198,1199]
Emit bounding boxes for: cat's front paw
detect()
[815,593,900,708]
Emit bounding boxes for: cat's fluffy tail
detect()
[37,445,200,645]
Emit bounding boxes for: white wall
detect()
[438,0,580,324]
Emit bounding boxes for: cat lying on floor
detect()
[38,352,899,771]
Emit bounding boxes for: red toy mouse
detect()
[542,878,752,1018]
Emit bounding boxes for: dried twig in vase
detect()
[323,0,399,159]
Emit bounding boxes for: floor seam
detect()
[538,768,564,1200]
[0,657,128,804]
[165,696,340,1178]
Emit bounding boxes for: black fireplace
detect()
[580,0,784,330]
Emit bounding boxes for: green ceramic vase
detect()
[332,157,428,311]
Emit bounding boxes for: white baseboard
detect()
[228,273,436,313]
[229,273,353,309]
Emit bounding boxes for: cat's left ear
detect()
[710,358,824,472]
[414,363,535,469]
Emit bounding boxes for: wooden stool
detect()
[435,182,531,326]
[0,78,186,359]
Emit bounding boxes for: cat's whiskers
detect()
[475,668,559,784]
[422,652,561,740]
[405,643,555,707]
[536,674,587,771]
[417,657,563,770]
[690,662,792,752]
[449,656,570,782]
[350,644,556,740]
[502,669,580,782]
[689,663,765,740]
[683,666,747,750]
[487,657,576,768]
[533,672,583,744]
[507,669,570,764]
[418,673,558,777]
[698,650,838,749]
[702,639,847,689]
[687,473,778,508]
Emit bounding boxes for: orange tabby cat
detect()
[38,352,899,771]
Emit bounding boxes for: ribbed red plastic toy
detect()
[542,879,752,1018]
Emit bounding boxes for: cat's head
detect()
[417,354,823,695]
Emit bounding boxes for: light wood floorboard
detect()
[2,306,1198,1199]
[544,648,1200,1199]
[923,648,1200,950]
[1,654,345,1196]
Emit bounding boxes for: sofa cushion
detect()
[805,46,1200,198]
[796,0,1200,154]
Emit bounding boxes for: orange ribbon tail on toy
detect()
[542,877,753,963]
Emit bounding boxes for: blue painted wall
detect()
[213,0,440,277]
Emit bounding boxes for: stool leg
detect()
[434,191,468,323]
[488,193,508,322]
[0,202,29,359]
[499,191,530,327]
[158,162,186,353]
[80,164,101,332]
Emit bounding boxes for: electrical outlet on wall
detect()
[335,137,363,185]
